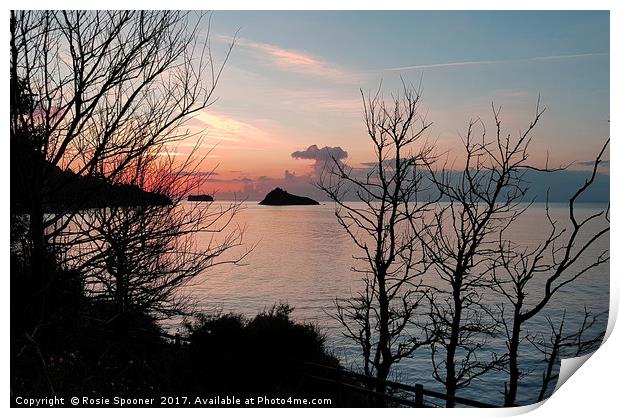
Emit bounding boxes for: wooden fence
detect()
[297,361,497,408]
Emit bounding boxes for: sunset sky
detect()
[175,11,609,200]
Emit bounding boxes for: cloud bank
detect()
[291,144,349,177]
[291,145,348,162]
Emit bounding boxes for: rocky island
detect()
[258,188,320,206]
[187,194,214,202]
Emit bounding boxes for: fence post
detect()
[414,384,424,407]
[335,366,342,406]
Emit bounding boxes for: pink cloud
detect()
[222,35,358,83]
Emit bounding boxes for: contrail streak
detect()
[382,52,609,72]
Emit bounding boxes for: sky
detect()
[173,11,610,200]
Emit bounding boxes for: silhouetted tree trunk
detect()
[424,101,548,406]
[318,82,436,400]
[492,141,609,405]
[505,305,523,405]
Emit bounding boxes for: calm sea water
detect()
[180,201,609,406]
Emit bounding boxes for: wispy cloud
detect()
[382,52,609,72]
[187,111,285,150]
[221,35,357,83]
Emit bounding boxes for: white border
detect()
[2,2,616,418]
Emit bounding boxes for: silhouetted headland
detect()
[258,188,320,206]
[187,194,214,202]
[11,141,172,213]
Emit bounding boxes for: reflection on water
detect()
[180,201,609,406]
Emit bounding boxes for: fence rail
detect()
[298,361,497,408]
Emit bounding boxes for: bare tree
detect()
[61,144,248,319]
[527,307,606,402]
[491,140,609,406]
[318,82,436,390]
[10,10,234,288]
[422,102,548,406]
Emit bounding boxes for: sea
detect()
[178,201,609,407]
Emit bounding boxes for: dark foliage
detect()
[11,275,340,402]
[177,304,339,395]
